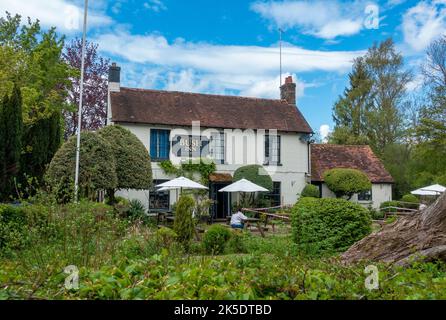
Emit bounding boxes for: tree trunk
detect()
[341,192,446,265]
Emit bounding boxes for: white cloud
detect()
[95,31,364,98]
[143,0,167,12]
[0,0,112,32]
[402,0,446,52]
[95,31,364,76]
[250,0,368,39]
[319,124,331,143]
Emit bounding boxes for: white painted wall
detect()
[115,123,310,209]
[320,182,392,208]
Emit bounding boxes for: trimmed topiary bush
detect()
[173,195,195,248]
[45,131,117,202]
[203,224,232,255]
[291,197,372,255]
[401,194,419,209]
[323,168,371,199]
[98,125,152,192]
[300,184,320,198]
[233,165,273,191]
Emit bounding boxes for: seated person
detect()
[230,207,248,229]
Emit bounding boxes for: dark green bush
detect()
[291,197,372,255]
[45,131,118,202]
[401,194,419,209]
[233,165,273,191]
[300,184,320,198]
[98,125,152,190]
[370,208,385,220]
[323,168,371,199]
[173,195,195,248]
[203,224,232,254]
[0,205,28,254]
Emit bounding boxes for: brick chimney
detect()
[108,62,121,92]
[280,76,296,105]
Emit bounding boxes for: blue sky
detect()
[1,0,445,139]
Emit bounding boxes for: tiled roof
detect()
[311,144,394,183]
[110,87,313,133]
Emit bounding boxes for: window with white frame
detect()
[209,132,225,164]
[264,133,281,165]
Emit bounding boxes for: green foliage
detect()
[323,168,372,199]
[159,159,216,185]
[126,199,146,221]
[233,165,273,191]
[203,224,232,255]
[329,39,411,155]
[173,195,195,248]
[155,227,178,249]
[226,230,248,254]
[0,84,23,201]
[45,131,118,202]
[291,197,372,255]
[19,112,62,195]
[98,125,152,190]
[0,13,73,124]
[401,194,419,209]
[300,184,320,198]
[380,201,399,213]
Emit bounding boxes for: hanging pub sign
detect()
[172,135,209,158]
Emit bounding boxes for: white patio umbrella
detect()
[218,178,269,193]
[218,179,269,215]
[156,176,208,203]
[411,184,445,196]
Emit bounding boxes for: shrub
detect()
[45,132,117,202]
[401,194,419,209]
[300,184,320,198]
[98,125,152,202]
[0,205,28,254]
[127,199,146,221]
[173,195,195,248]
[233,165,273,191]
[291,197,372,255]
[155,227,178,248]
[380,200,399,213]
[323,168,371,199]
[226,230,248,254]
[203,224,232,255]
[370,208,385,220]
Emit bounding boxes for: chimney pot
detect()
[280,76,296,105]
[108,62,121,92]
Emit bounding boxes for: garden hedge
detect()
[300,184,320,198]
[291,197,372,255]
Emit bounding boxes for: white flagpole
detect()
[74,0,88,202]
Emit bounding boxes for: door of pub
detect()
[209,182,231,222]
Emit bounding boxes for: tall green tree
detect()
[0,13,71,196]
[0,84,23,201]
[331,57,372,145]
[330,39,412,156]
[412,36,446,186]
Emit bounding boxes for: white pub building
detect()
[106,64,393,218]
